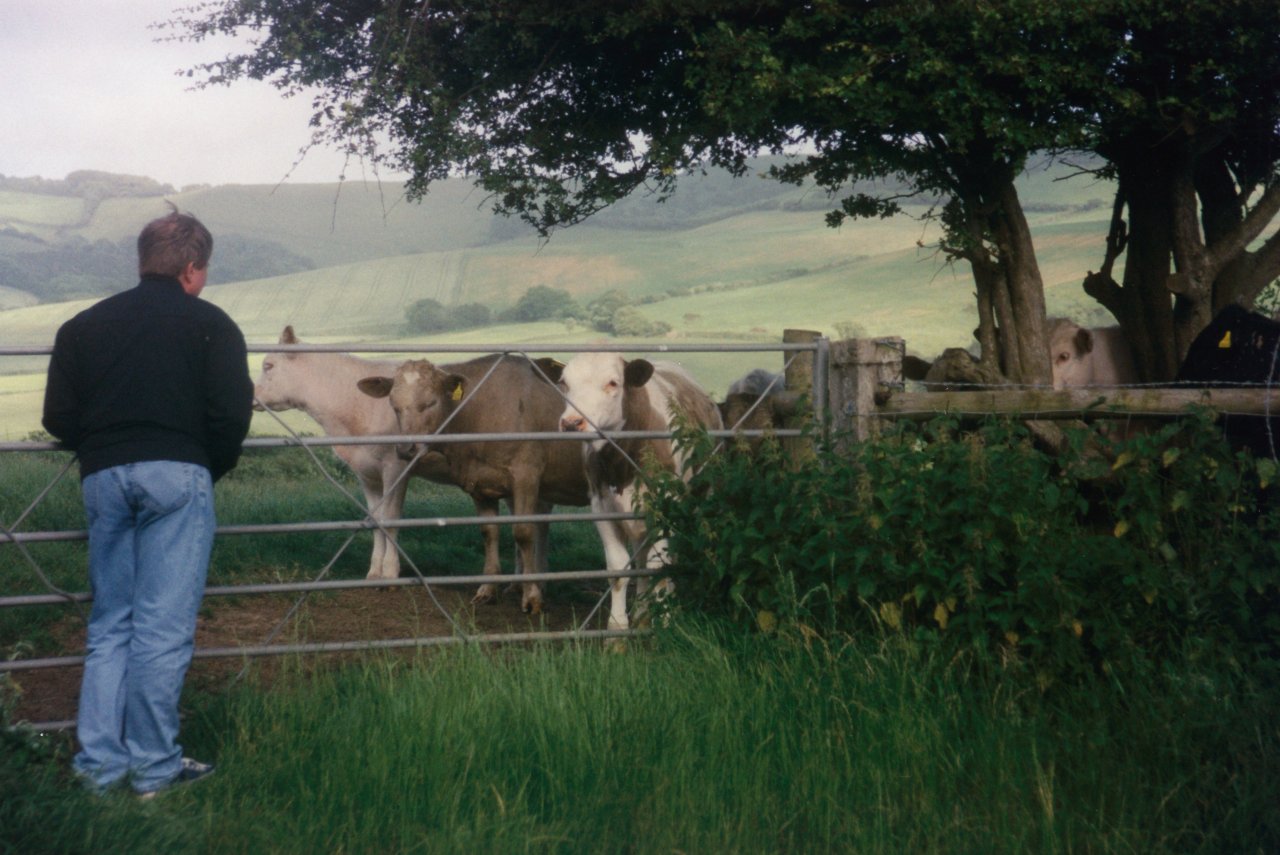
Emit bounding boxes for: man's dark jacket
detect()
[42,275,254,481]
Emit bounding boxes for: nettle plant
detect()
[645,414,1280,681]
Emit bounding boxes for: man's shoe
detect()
[136,757,215,800]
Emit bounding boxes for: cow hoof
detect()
[522,598,543,616]
[472,586,498,606]
[366,570,397,591]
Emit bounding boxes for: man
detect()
[42,205,254,798]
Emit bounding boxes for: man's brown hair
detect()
[137,203,213,277]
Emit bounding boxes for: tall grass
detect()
[4,621,1275,854]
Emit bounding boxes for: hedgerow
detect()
[645,414,1280,683]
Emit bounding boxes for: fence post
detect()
[782,329,822,466]
[829,337,904,450]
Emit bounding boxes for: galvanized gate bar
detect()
[2,335,827,735]
[3,511,639,545]
[1,567,661,608]
[2,429,804,454]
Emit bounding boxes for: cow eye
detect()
[262,360,273,371]
[605,380,619,391]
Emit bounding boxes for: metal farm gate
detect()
[1,336,829,731]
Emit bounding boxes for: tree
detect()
[1079,2,1280,379]
[405,297,448,332]
[406,298,491,331]
[450,302,492,328]
[174,0,1280,382]
[508,285,580,322]
[585,290,632,334]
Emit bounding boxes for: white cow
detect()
[254,326,464,580]
[557,353,723,631]
[1047,319,1140,389]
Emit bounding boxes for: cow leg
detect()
[535,502,551,575]
[376,464,411,579]
[471,497,502,606]
[511,493,544,615]
[359,474,400,580]
[594,517,634,632]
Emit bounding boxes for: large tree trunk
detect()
[990,181,1050,385]
[1085,153,1181,381]
[959,176,1052,386]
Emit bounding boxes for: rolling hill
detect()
[0,158,1119,438]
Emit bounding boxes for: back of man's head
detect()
[138,203,213,278]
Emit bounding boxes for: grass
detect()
[3,621,1276,853]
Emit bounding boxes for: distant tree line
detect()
[0,234,314,303]
[405,284,673,337]
[0,171,177,198]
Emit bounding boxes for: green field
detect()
[0,160,1118,438]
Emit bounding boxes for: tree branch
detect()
[1082,184,1127,315]
[1207,180,1280,274]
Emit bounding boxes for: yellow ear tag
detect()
[451,383,464,402]
[1218,331,1232,348]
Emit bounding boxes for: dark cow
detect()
[1176,304,1280,458]
[718,368,802,451]
[358,354,590,614]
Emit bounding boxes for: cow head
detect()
[557,352,654,434]
[1047,319,1096,389]
[253,325,303,412]
[357,359,466,460]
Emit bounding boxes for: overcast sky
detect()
[0,1,397,187]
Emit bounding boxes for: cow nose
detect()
[560,415,585,432]
[396,443,418,461]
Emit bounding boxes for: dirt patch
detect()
[8,579,609,727]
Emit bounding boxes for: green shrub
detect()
[646,415,1280,683]
[503,284,581,322]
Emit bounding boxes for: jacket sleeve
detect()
[42,323,82,449]
[203,319,255,482]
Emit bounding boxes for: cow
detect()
[718,368,802,451]
[556,353,724,631]
[357,354,590,614]
[254,326,457,581]
[1176,303,1280,458]
[1047,318,1140,389]
[727,368,783,398]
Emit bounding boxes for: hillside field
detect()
[0,160,1119,438]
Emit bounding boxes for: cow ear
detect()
[1073,328,1095,354]
[280,325,297,345]
[533,357,564,384]
[624,359,655,387]
[357,376,394,399]
[446,375,467,403]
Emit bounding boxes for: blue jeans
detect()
[72,461,215,794]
